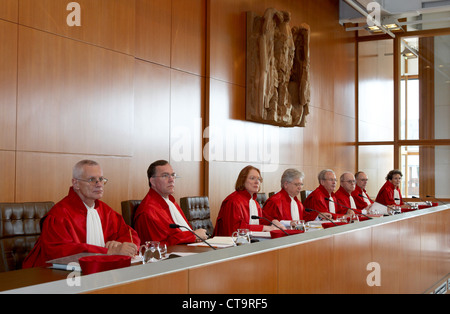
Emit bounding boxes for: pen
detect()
[129,229,133,244]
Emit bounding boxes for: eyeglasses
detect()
[153,173,179,180]
[76,177,108,185]
[289,182,304,188]
[248,176,263,183]
[343,180,356,184]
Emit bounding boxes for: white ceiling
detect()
[340,0,450,31]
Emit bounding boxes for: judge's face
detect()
[72,165,105,206]
[340,173,356,194]
[389,174,402,188]
[283,177,303,198]
[356,172,369,190]
[150,164,176,198]
[321,171,336,194]
[244,169,262,195]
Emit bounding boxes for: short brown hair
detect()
[235,165,262,191]
[386,169,402,181]
[147,160,169,188]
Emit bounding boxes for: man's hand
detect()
[194,228,208,242]
[106,241,137,257]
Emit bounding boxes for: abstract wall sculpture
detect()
[246,8,311,127]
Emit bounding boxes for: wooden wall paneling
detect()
[0,151,16,202]
[88,270,189,294]
[170,70,205,201]
[0,0,18,22]
[332,228,372,294]
[334,113,356,176]
[396,216,423,293]
[419,212,440,288]
[171,0,206,76]
[17,26,135,157]
[188,250,278,294]
[135,0,172,66]
[278,237,333,294]
[371,221,400,293]
[19,0,135,55]
[128,60,171,201]
[0,20,17,151]
[15,152,131,214]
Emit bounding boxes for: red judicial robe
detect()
[263,189,304,222]
[213,190,265,236]
[335,186,356,214]
[303,185,340,221]
[351,185,374,209]
[375,181,404,206]
[133,188,196,246]
[23,187,140,268]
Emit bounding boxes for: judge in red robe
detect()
[23,160,139,268]
[351,171,374,209]
[303,169,341,221]
[263,168,305,226]
[334,172,358,215]
[134,160,207,246]
[213,166,277,236]
[375,170,405,206]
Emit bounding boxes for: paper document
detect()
[188,236,235,248]
[371,202,389,215]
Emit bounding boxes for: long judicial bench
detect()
[1,205,448,294]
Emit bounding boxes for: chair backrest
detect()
[121,200,141,229]
[300,190,313,203]
[256,193,267,208]
[0,202,54,272]
[179,196,214,235]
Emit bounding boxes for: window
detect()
[357,32,450,200]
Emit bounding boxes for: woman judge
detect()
[213,166,278,236]
[375,169,406,206]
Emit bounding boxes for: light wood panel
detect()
[332,227,372,294]
[278,237,333,294]
[0,20,17,151]
[188,250,278,294]
[135,0,172,65]
[128,60,171,201]
[0,0,18,22]
[88,270,189,294]
[19,0,135,55]
[171,0,206,76]
[15,152,131,214]
[17,26,134,156]
[0,151,15,202]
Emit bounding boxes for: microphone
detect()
[251,215,290,236]
[325,197,371,220]
[304,208,337,226]
[358,193,372,201]
[412,196,432,206]
[169,224,216,250]
[426,195,447,205]
[394,197,413,208]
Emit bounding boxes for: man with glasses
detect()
[134,160,208,246]
[303,169,340,221]
[351,171,374,210]
[262,168,305,228]
[23,160,140,268]
[335,172,357,216]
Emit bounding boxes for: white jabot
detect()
[394,189,400,205]
[349,195,356,209]
[363,192,372,206]
[249,199,259,225]
[328,196,336,214]
[164,197,191,230]
[290,196,300,221]
[85,203,105,247]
